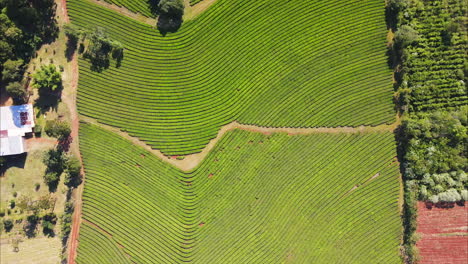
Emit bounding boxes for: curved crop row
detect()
[77,123,401,263]
[101,0,154,18]
[67,0,395,156]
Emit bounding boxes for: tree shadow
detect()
[24,217,38,238]
[34,90,61,114]
[0,154,27,176]
[65,40,77,62]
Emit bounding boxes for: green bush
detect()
[44,120,71,140]
[32,64,62,92]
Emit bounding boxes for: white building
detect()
[0,104,35,156]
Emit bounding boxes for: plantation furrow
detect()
[67,0,395,156]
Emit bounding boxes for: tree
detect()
[5,81,26,102]
[83,27,124,71]
[157,0,184,34]
[65,155,82,187]
[32,64,62,92]
[394,25,419,48]
[159,0,184,17]
[44,120,71,140]
[2,59,24,82]
[44,172,59,186]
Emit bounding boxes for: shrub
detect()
[44,120,71,140]
[65,155,82,187]
[3,219,14,232]
[9,200,15,209]
[34,124,42,136]
[394,25,419,47]
[42,212,57,234]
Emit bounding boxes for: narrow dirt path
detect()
[81,115,400,172]
[57,1,84,264]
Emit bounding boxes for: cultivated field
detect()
[402,0,467,112]
[77,123,401,263]
[66,0,395,156]
[416,202,468,264]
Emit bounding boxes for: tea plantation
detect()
[77,123,401,263]
[67,0,395,156]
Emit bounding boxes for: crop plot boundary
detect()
[85,0,218,25]
[79,115,399,172]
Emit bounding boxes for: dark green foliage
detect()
[0,0,57,82]
[5,81,27,102]
[157,0,184,34]
[61,202,74,240]
[42,212,57,235]
[158,0,184,17]
[83,27,124,71]
[34,124,42,136]
[44,120,71,140]
[63,24,84,60]
[33,64,62,92]
[401,181,419,263]
[402,107,467,179]
[42,148,66,187]
[2,59,24,83]
[3,219,14,232]
[44,172,60,186]
[64,155,82,187]
[9,200,15,209]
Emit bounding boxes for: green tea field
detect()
[77,123,401,263]
[67,0,395,156]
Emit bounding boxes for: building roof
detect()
[0,104,35,137]
[0,136,25,156]
[0,104,35,156]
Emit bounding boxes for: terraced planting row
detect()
[101,0,154,17]
[77,123,402,263]
[403,0,468,112]
[67,0,395,156]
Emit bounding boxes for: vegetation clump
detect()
[44,120,71,140]
[33,64,62,92]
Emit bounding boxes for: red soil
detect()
[416,201,468,264]
[208,173,213,179]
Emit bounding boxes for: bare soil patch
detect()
[416,201,468,264]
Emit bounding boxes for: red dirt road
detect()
[416,202,468,264]
[58,1,83,263]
